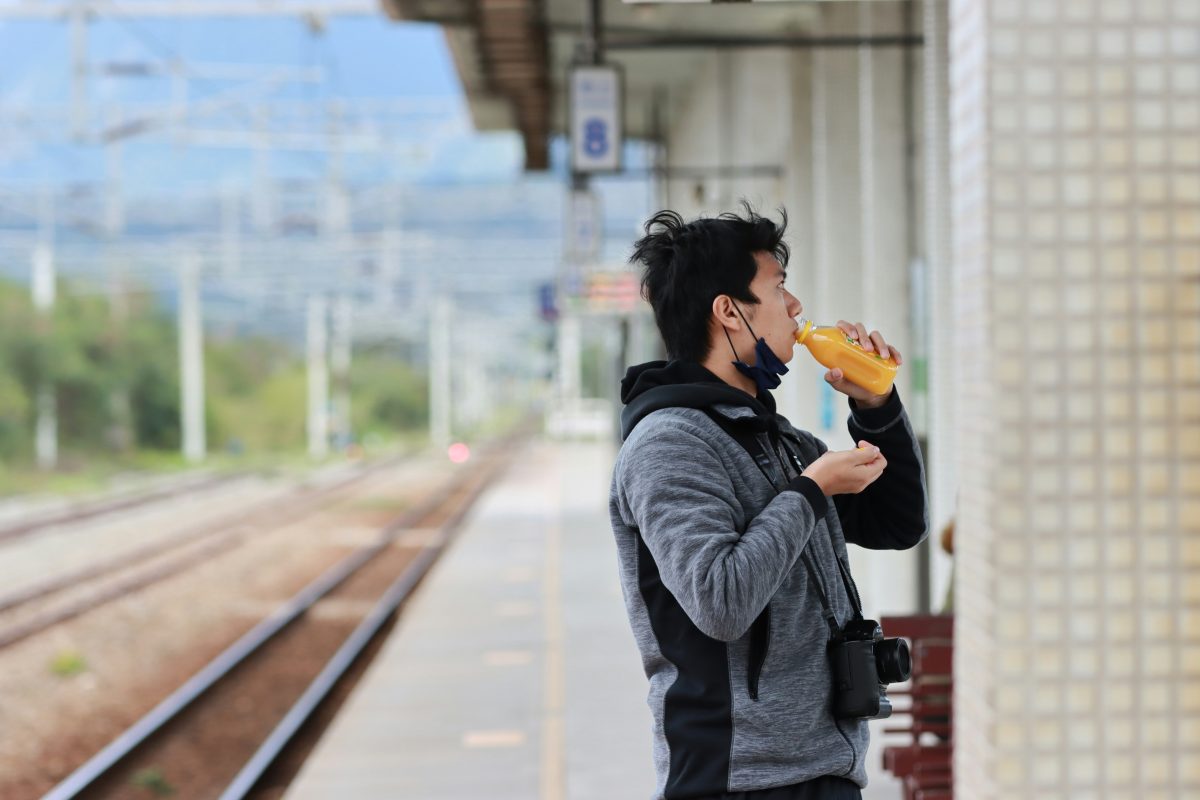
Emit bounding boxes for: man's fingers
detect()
[853,442,882,463]
[868,330,890,360]
[834,321,903,363]
[853,322,872,351]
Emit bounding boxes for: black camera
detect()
[828,618,911,720]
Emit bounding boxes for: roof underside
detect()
[383,0,876,170]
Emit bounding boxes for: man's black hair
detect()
[630,203,790,364]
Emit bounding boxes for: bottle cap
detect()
[795,317,814,344]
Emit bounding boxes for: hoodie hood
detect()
[619,360,778,441]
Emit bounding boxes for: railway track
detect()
[0,455,407,651]
[0,472,242,545]
[39,436,520,800]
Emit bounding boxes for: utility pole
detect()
[32,241,57,470]
[323,99,350,237]
[178,253,206,462]
[377,186,402,313]
[428,294,451,451]
[556,313,582,406]
[306,294,330,459]
[104,115,125,238]
[105,121,132,451]
[330,294,352,451]
[104,114,128,318]
[69,1,89,141]
[457,321,487,431]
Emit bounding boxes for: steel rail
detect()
[0,454,405,650]
[0,472,239,544]
[38,444,509,800]
[219,465,491,799]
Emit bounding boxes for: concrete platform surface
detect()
[284,439,903,800]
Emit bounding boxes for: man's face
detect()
[740,251,804,364]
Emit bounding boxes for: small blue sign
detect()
[538,283,558,322]
[583,118,609,157]
[821,381,835,430]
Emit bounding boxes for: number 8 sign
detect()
[583,118,609,157]
[571,65,622,173]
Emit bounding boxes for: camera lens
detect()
[874,637,911,684]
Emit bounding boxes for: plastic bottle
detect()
[794,317,898,396]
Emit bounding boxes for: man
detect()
[609,207,928,800]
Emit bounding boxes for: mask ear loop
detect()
[722,325,742,363]
[731,301,761,343]
[724,299,763,367]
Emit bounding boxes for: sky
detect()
[0,12,528,188]
[0,7,655,346]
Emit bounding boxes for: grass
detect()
[0,432,428,500]
[131,767,175,796]
[48,649,88,677]
[0,410,525,502]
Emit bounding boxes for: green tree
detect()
[0,275,435,472]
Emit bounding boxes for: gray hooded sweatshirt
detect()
[609,360,928,799]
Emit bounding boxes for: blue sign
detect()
[821,381,836,430]
[583,118,609,157]
[571,65,622,173]
[538,283,559,323]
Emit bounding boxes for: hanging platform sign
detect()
[565,188,602,263]
[570,64,623,174]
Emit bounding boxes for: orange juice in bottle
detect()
[794,318,898,396]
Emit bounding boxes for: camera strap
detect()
[801,551,842,638]
[701,409,867,633]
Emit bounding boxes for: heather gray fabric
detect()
[610,383,927,799]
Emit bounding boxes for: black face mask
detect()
[724,302,789,394]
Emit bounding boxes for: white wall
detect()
[657,1,932,619]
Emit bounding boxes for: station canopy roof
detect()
[381,0,824,169]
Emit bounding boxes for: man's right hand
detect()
[801,441,886,496]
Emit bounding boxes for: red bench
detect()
[879,615,954,800]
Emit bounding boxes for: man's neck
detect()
[700,353,759,399]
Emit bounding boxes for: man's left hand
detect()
[823,320,903,409]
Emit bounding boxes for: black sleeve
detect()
[785,475,829,519]
[832,388,929,551]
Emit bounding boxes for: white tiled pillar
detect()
[947,1,1200,798]
[923,0,956,608]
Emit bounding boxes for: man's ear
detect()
[711,294,742,333]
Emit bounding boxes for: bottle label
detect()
[845,333,887,361]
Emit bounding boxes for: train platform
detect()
[284,439,904,800]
